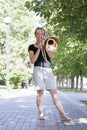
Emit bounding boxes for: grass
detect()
[57,87,87,93]
[58,87,87,106]
[80,101,87,105]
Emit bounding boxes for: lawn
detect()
[57,87,87,93]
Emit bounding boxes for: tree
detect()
[0,0,41,88]
[25,0,87,90]
[26,0,87,41]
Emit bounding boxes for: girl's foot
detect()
[39,113,45,120]
[60,114,71,121]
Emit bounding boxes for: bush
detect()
[10,74,21,89]
[0,74,6,85]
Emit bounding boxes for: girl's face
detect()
[35,29,45,42]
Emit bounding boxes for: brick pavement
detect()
[0,87,87,130]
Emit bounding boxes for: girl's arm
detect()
[29,49,40,64]
[46,50,54,59]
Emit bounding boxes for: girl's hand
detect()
[37,39,44,49]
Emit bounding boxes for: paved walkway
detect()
[0,87,87,130]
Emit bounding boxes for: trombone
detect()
[41,36,58,62]
[44,36,58,52]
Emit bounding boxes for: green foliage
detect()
[0,74,6,85]
[26,0,87,41]
[10,73,21,89]
[0,0,87,89]
[26,0,87,80]
[0,0,40,88]
[53,38,87,78]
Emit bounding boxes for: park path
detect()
[0,87,87,130]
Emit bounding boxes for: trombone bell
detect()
[44,36,58,52]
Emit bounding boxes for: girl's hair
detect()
[34,27,45,35]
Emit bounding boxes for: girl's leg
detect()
[50,90,71,121]
[36,90,44,120]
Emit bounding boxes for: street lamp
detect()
[4,16,11,89]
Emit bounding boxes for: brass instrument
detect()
[44,36,58,52]
[41,36,58,64]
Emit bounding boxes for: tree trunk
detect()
[66,77,69,87]
[71,76,74,88]
[56,76,59,87]
[61,77,64,87]
[76,76,79,89]
[80,69,83,91]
